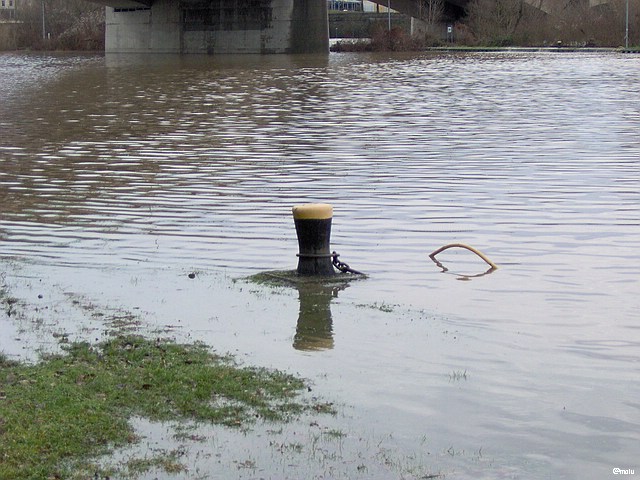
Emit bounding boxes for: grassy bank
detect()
[0,301,331,479]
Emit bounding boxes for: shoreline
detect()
[2,45,640,55]
[424,45,640,53]
[330,39,640,54]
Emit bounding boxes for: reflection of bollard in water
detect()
[292,203,335,276]
[293,284,336,351]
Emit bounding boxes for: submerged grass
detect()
[0,333,321,479]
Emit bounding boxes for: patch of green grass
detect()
[1,294,19,318]
[124,451,187,475]
[323,428,346,439]
[356,302,395,313]
[449,369,468,381]
[0,334,323,479]
[0,352,18,368]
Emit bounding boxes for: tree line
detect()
[2,0,104,50]
[425,0,638,47]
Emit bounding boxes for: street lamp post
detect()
[625,0,629,49]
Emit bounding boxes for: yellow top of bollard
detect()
[292,203,333,220]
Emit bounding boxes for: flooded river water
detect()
[1,51,639,479]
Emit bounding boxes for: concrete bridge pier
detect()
[105,0,329,54]
[290,0,329,53]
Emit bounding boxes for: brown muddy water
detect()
[1,51,639,479]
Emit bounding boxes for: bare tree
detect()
[15,0,104,49]
[462,0,640,46]
[537,0,639,46]
[420,0,444,32]
[588,0,640,46]
[465,0,527,45]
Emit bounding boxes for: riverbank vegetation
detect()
[1,0,104,51]
[333,0,639,52]
[460,0,638,48]
[0,285,332,479]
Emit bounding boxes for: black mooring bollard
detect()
[292,203,336,276]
